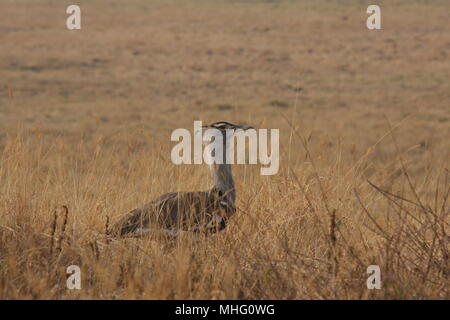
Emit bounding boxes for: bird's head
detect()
[201,121,255,164]
[202,121,254,133]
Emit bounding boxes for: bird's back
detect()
[111,188,235,237]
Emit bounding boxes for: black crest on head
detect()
[202,121,254,133]
[210,121,236,130]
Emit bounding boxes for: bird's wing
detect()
[112,190,231,237]
[110,192,177,236]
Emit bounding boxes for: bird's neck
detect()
[210,163,236,203]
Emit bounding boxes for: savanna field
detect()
[0,0,449,299]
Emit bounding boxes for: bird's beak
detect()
[236,125,254,131]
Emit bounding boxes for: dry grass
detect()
[0,0,449,299]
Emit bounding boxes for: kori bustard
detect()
[111,121,253,237]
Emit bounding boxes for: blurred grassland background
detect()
[0,0,449,299]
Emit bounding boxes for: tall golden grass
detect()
[0,121,447,299]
